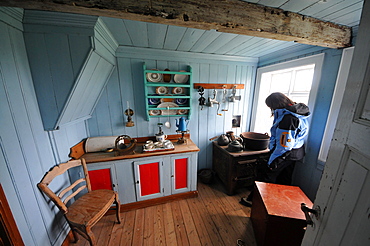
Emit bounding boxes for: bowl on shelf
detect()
[148,95,161,105]
[163,68,171,82]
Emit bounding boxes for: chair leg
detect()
[72,229,79,243]
[85,226,96,246]
[67,222,79,243]
[114,193,121,224]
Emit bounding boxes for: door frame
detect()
[0,183,25,246]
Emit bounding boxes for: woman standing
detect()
[240,92,310,206]
[264,92,310,185]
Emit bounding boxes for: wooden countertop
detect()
[81,138,200,164]
[213,141,269,157]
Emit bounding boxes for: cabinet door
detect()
[115,160,137,205]
[87,163,117,192]
[88,168,112,190]
[171,154,192,194]
[134,158,164,201]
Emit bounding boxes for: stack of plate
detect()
[148,94,161,105]
[156,86,168,94]
[157,102,178,115]
[174,71,189,83]
[146,69,162,82]
[172,87,184,94]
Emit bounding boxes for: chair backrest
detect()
[37,158,92,214]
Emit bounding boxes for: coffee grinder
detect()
[175,117,189,144]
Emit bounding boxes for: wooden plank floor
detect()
[70,179,255,246]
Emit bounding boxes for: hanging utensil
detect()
[208,88,222,116]
[221,85,229,112]
[164,106,171,128]
[198,86,206,110]
[229,85,241,102]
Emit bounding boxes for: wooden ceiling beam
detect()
[1,0,351,48]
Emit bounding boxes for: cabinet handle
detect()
[237,159,257,165]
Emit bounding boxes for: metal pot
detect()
[226,139,244,152]
[240,132,270,150]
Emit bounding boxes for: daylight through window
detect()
[252,64,315,134]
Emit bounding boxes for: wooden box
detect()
[251,182,313,246]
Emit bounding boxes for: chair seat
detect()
[66,189,116,226]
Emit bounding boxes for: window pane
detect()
[270,72,291,93]
[290,95,309,105]
[252,64,315,134]
[293,69,314,92]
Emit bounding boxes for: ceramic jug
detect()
[175,117,189,132]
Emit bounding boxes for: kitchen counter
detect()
[81,138,199,163]
[69,134,199,164]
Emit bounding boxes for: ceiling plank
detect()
[1,0,351,48]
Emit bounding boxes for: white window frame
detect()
[250,54,325,133]
[318,47,354,163]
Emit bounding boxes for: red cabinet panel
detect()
[88,168,112,190]
[139,162,160,196]
[175,158,188,189]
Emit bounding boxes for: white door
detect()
[302,1,370,245]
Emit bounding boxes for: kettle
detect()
[175,117,189,132]
[217,134,230,146]
[226,139,244,152]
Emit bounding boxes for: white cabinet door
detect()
[170,154,193,194]
[87,162,118,192]
[114,160,136,205]
[133,157,165,201]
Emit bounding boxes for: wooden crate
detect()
[251,181,313,246]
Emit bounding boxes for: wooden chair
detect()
[37,158,120,246]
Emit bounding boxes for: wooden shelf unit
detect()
[143,63,193,121]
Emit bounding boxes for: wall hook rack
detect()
[193,83,244,90]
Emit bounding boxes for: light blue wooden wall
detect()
[0,8,89,245]
[88,48,258,170]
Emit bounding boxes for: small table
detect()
[251,181,313,246]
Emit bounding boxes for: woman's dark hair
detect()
[265,92,295,111]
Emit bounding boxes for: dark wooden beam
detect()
[0,0,351,48]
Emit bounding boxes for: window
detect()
[251,54,324,134]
